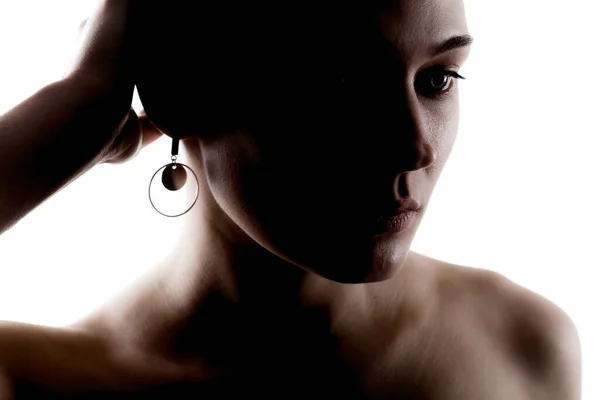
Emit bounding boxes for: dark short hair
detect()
[135,0,365,136]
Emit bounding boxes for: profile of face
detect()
[136,0,471,283]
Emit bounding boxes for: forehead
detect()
[367,0,469,58]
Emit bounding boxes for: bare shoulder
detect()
[428,256,582,400]
[0,321,74,398]
[0,321,121,396]
[0,320,213,398]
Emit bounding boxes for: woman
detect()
[0,0,581,398]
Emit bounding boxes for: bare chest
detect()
[12,325,530,400]
[338,313,531,400]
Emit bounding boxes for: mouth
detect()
[371,198,421,235]
[372,210,418,234]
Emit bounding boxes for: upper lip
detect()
[388,198,421,214]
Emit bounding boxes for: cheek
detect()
[201,98,460,234]
[202,137,262,217]
[202,136,318,226]
[441,109,460,161]
[424,100,460,172]
[201,136,309,253]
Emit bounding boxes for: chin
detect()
[300,245,410,284]
[309,264,400,284]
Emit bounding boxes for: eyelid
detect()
[417,66,466,99]
[427,64,465,78]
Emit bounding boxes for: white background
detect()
[0,0,598,398]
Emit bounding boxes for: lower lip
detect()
[373,210,418,234]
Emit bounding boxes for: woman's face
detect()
[137,0,472,283]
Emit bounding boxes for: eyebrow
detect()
[432,34,474,56]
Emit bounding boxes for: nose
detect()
[401,125,437,173]
[365,91,437,174]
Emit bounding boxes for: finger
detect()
[61,18,89,80]
[77,18,88,40]
[138,110,164,148]
[103,109,164,164]
[102,108,142,164]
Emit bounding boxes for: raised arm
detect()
[0,76,127,234]
[0,0,162,235]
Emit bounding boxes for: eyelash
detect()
[421,67,466,99]
[339,66,466,99]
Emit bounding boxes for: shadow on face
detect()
[136,0,471,283]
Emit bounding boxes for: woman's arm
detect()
[0,0,163,236]
[0,367,14,400]
[0,76,133,235]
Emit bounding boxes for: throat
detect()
[165,290,342,370]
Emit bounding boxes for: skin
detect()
[0,0,581,398]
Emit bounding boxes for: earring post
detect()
[171,137,180,156]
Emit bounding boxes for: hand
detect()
[66,0,163,164]
[101,109,163,164]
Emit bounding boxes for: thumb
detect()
[102,109,163,164]
[138,110,164,148]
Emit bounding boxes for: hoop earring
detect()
[148,137,199,217]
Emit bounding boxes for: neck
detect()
[121,219,366,365]
[90,198,367,362]
[164,215,346,312]
[155,138,358,315]
[85,140,421,367]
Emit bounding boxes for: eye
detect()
[416,67,466,98]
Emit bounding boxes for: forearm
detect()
[0,76,129,235]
